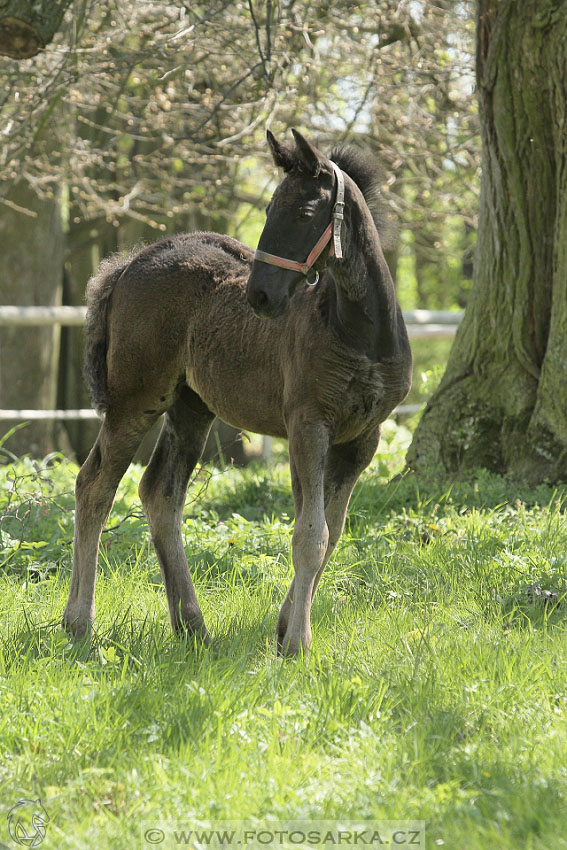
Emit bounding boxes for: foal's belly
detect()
[185,341,289,439]
[193,379,289,440]
[184,294,406,445]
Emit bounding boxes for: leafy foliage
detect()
[0,1,479,262]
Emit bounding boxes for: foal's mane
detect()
[329,145,389,236]
[279,138,390,237]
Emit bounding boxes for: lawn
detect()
[1,421,566,849]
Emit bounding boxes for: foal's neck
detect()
[330,185,404,361]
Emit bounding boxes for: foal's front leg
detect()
[277,430,381,654]
[311,429,381,598]
[279,419,330,658]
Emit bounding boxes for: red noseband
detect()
[253,161,345,286]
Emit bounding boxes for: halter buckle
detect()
[333,200,345,220]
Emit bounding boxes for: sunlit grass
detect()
[1,431,567,849]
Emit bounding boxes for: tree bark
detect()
[407,0,567,483]
[0,182,64,457]
[0,0,72,58]
[59,217,117,463]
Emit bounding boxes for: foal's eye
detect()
[298,206,314,219]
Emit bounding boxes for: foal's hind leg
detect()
[312,428,381,598]
[138,387,214,639]
[63,412,151,639]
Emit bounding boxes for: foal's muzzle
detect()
[247,266,295,319]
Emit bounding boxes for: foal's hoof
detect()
[62,609,93,643]
[276,632,311,660]
[174,621,211,649]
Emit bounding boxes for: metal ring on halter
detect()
[306,269,319,286]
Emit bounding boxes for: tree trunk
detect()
[0,182,64,457]
[59,218,117,463]
[407,0,567,483]
[0,0,71,58]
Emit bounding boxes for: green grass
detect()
[1,422,567,849]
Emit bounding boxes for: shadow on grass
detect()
[438,754,567,848]
[353,467,567,517]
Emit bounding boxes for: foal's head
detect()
[247,129,341,319]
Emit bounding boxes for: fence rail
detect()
[0,306,464,420]
[0,306,87,326]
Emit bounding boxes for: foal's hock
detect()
[64,129,412,658]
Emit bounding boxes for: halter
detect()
[253,161,345,287]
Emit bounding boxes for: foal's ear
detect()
[291,129,323,177]
[267,129,295,172]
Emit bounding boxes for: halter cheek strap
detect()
[253,161,345,285]
[331,162,345,259]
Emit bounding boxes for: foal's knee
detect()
[138,472,158,520]
[138,464,171,524]
[74,446,109,516]
[292,516,329,572]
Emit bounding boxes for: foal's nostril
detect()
[248,286,279,319]
[249,288,269,309]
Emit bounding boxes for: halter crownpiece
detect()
[253,161,345,286]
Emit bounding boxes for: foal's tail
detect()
[84,251,135,416]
